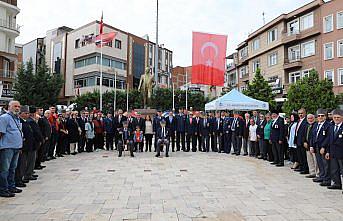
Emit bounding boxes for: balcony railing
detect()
[0,18,20,32]
[288,51,301,62]
[0,69,16,79]
[287,29,300,36]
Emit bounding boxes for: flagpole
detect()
[114,70,117,111]
[100,33,103,111]
[126,83,129,112]
[185,70,188,110]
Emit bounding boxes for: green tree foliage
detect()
[74,88,208,112]
[283,69,337,114]
[243,68,276,109]
[14,60,64,109]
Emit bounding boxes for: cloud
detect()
[16,0,312,66]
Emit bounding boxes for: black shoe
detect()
[306,174,316,178]
[155,154,160,157]
[131,154,135,157]
[9,188,22,193]
[300,171,309,175]
[118,155,122,157]
[327,185,342,190]
[270,162,278,165]
[320,182,331,187]
[32,174,38,178]
[35,166,43,170]
[22,179,29,183]
[313,178,323,183]
[45,157,51,161]
[294,168,302,172]
[166,154,169,157]
[51,156,57,159]
[0,191,15,198]
[16,182,26,188]
[276,164,284,167]
[28,176,37,181]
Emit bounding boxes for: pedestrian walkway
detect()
[0,151,342,221]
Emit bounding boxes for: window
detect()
[239,47,248,59]
[302,69,310,78]
[337,11,343,29]
[338,40,343,57]
[268,52,278,66]
[325,70,334,83]
[289,71,301,84]
[300,12,314,31]
[301,40,315,57]
[75,39,80,49]
[323,14,333,33]
[288,45,301,61]
[324,42,334,60]
[75,60,85,69]
[268,28,278,43]
[288,19,299,35]
[252,38,260,51]
[239,66,247,78]
[338,68,343,85]
[86,57,96,66]
[240,86,247,92]
[115,39,122,49]
[252,59,260,73]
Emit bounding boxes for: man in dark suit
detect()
[104,112,115,151]
[242,113,250,156]
[153,110,164,152]
[222,115,232,154]
[176,109,186,151]
[166,111,177,152]
[212,112,222,152]
[325,109,343,191]
[77,111,87,153]
[156,120,170,157]
[126,112,135,131]
[192,112,202,152]
[208,112,216,152]
[294,108,309,174]
[36,109,51,169]
[270,110,285,166]
[114,109,127,149]
[200,114,211,152]
[257,113,267,159]
[310,109,330,185]
[230,112,244,155]
[185,112,195,152]
[117,121,134,157]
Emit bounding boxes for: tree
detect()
[243,68,276,109]
[14,59,64,108]
[283,69,337,114]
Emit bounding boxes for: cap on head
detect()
[316,108,327,116]
[20,105,30,113]
[331,109,343,116]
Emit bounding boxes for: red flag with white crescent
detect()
[95,32,116,47]
[192,32,227,86]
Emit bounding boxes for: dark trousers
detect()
[118,140,134,157]
[48,132,58,157]
[56,136,67,155]
[15,152,25,184]
[134,142,144,152]
[213,132,221,152]
[185,133,192,152]
[258,139,264,157]
[210,133,216,152]
[242,137,249,155]
[249,141,257,156]
[35,142,44,167]
[23,151,36,179]
[170,131,176,151]
[272,142,284,164]
[192,134,202,152]
[265,140,273,162]
[202,135,210,152]
[296,145,309,172]
[223,133,232,153]
[94,133,104,150]
[231,133,242,154]
[105,133,114,150]
[145,134,153,152]
[315,150,331,182]
[330,158,343,186]
[86,138,94,152]
[78,133,86,152]
[157,139,169,156]
[289,148,298,163]
[176,131,185,151]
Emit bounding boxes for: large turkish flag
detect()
[192,32,227,86]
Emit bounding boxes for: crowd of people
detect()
[0,100,342,198]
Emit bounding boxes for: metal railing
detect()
[0,69,16,79]
[287,29,300,36]
[0,18,20,32]
[288,51,301,62]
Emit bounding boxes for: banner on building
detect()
[192,32,227,86]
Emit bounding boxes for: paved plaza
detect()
[0,151,343,221]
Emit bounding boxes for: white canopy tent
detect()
[205,89,269,111]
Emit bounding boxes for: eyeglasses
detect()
[318,115,325,117]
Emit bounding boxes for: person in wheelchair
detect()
[155,120,170,158]
[117,121,134,157]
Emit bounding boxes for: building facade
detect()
[22,38,45,73]
[232,0,343,99]
[0,0,19,105]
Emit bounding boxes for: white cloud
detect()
[16,0,312,66]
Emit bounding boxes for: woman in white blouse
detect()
[287,113,299,169]
[249,118,258,157]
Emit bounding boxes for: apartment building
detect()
[233,0,343,101]
[224,52,238,91]
[321,0,343,94]
[22,38,45,73]
[0,0,19,105]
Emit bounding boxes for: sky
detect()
[17,0,312,67]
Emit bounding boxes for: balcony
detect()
[0,18,20,34]
[282,27,320,45]
[284,58,302,70]
[0,69,16,80]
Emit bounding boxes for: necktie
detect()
[316,123,321,138]
[334,125,339,136]
[162,128,165,138]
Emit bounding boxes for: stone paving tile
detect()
[0,151,343,221]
